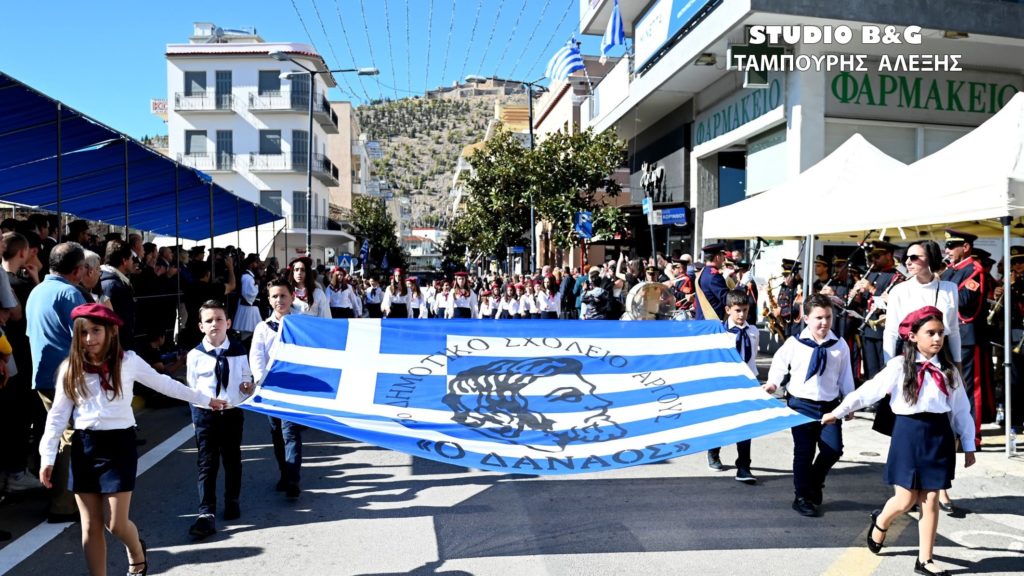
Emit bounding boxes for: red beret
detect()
[392,268,403,275]
[454,271,469,277]
[898,306,943,340]
[71,303,124,327]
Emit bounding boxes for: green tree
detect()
[532,128,627,248]
[346,195,405,272]
[449,126,626,260]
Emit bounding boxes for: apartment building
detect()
[166,22,355,265]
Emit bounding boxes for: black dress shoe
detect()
[188,514,217,539]
[285,483,300,499]
[810,486,824,506]
[223,501,241,520]
[914,558,949,576]
[792,497,818,517]
[707,452,724,471]
[938,500,955,514]
[866,509,886,554]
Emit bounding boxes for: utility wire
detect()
[456,0,484,81]
[358,0,387,101]
[507,0,553,79]
[471,1,504,77]
[438,0,457,89]
[405,0,413,95]
[423,0,435,94]
[522,1,574,80]
[492,0,533,74]
[332,0,374,105]
[381,0,400,100]
[307,0,359,102]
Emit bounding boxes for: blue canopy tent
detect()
[0,72,282,243]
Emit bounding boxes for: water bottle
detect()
[1010,428,1018,454]
[996,403,1005,426]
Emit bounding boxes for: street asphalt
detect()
[1,381,1021,575]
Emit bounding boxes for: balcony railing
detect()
[177,152,236,172]
[173,91,234,112]
[289,214,342,231]
[246,152,339,186]
[247,89,338,132]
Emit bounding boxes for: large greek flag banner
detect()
[242,316,812,474]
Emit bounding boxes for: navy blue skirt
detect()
[70,428,138,494]
[884,412,955,490]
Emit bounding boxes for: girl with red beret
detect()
[822,306,975,576]
[39,304,227,576]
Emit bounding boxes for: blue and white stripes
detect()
[600,0,626,65]
[545,37,586,83]
[242,316,811,475]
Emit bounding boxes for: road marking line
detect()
[821,512,912,576]
[0,424,194,574]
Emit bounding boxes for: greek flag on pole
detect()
[600,0,626,65]
[545,37,586,83]
[243,317,811,474]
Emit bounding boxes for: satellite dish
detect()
[623,281,676,320]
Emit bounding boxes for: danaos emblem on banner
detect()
[242,316,810,473]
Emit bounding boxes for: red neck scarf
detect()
[916,361,949,397]
[84,360,114,392]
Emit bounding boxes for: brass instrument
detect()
[865,314,887,330]
[1014,331,1024,354]
[762,276,787,341]
[988,271,1018,324]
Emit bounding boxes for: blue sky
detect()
[1,1,613,139]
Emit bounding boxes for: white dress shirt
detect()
[830,353,976,450]
[446,290,479,318]
[40,352,211,465]
[186,337,254,408]
[725,319,759,378]
[364,286,383,304]
[295,287,332,318]
[433,291,451,315]
[479,299,494,318]
[767,327,855,401]
[326,284,362,314]
[519,293,539,315]
[382,286,411,317]
[882,276,961,362]
[250,313,286,383]
[538,291,562,315]
[497,297,520,317]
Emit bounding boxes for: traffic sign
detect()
[642,197,652,215]
[338,253,353,268]
[661,207,688,225]
[574,211,593,239]
[509,246,525,254]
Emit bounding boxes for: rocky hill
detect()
[355,94,512,229]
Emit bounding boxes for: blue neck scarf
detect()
[797,336,839,382]
[725,323,753,363]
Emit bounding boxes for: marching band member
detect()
[694,243,730,321]
[940,229,993,449]
[852,241,905,380]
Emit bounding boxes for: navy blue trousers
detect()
[787,397,843,501]
[191,406,244,515]
[269,417,305,486]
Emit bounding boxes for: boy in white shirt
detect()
[186,300,254,539]
[249,279,305,499]
[707,290,765,483]
[765,293,855,518]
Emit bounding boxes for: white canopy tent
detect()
[703,93,1024,455]
[702,134,907,241]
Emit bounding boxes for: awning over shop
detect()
[0,72,281,240]
[702,134,907,241]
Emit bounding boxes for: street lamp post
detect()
[465,75,547,275]
[270,50,378,259]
